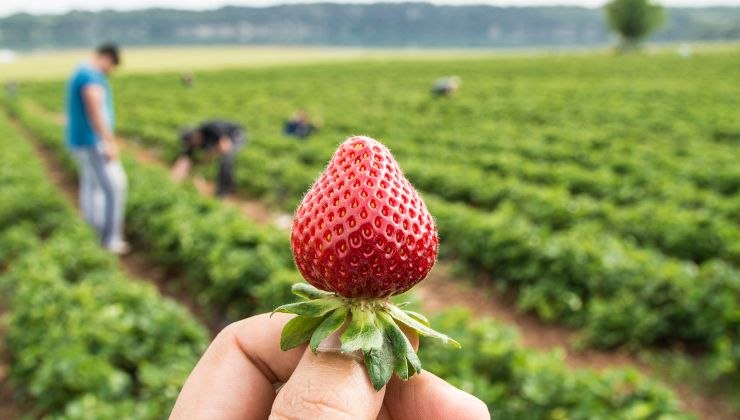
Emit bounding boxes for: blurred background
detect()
[0,1,739,419]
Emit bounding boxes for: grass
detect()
[3,41,739,82]
[0,45,544,82]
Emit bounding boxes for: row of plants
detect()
[107,107,740,266]
[22,54,739,202]
[18,55,739,267]
[76,56,740,377]
[0,112,209,419]
[403,162,739,265]
[240,135,737,261]
[225,144,740,265]
[3,100,693,418]
[12,82,740,378]
[23,90,737,381]
[421,309,690,420]
[430,197,740,377]
[21,57,738,223]
[5,100,297,322]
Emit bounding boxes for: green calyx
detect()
[273,283,460,391]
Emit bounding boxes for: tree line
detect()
[0,2,738,50]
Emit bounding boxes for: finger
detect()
[170,313,304,419]
[234,313,308,382]
[384,370,490,420]
[269,320,422,419]
[376,404,393,420]
[271,347,385,420]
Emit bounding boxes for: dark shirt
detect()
[284,120,315,139]
[183,120,244,157]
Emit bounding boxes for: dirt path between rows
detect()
[7,104,736,419]
[8,119,220,337]
[117,138,737,420]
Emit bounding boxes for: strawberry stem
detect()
[273,282,459,391]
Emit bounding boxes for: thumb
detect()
[270,347,384,420]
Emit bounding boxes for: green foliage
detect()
[41,53,735,379]
[3,233,206,416]
[3,99,298,322]
[0,113,208,418]
[273,282,440,391]
[10,51,740,388]
[605,0,665,47]
[124,158,296,321]
[252,269,303,313]
[4,86,696,417]
[421,309,690,419]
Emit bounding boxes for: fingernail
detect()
[315,325,363,362]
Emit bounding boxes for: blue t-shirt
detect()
[65,64,115,148]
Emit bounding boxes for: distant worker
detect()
[432,76,461,97]
[181,72,195,88]
[283,110,318,140]
[65,43,129,254]
[171,120,247,198]
[5,80,19,99]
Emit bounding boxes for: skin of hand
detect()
[218,136,233,155]
[102,134,120,161]
[82,84,118,161]
[171,156,192,182]
[170,313,490,420]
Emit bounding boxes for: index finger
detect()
[384,370,490,420]
[170,313,304,419]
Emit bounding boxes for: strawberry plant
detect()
[12,48,740,411]
[0,113,208,418]
[4,104,697,417]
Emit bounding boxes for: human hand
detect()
[102,135,119,161]
[218,136,233,155]
[171,157,192,182]
[170,313,489,420]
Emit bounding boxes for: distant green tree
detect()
[605,0,665,49]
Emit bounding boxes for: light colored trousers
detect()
[71,145,128,248]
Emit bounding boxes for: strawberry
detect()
[275,136,459,391]
[291,135,439,298]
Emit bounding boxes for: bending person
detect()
[171,120,247,198]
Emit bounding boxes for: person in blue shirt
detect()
[65,43,129,254]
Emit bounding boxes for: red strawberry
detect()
[291,135,438,298]
[277,136,456,391]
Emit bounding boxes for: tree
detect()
[605,0,665,49]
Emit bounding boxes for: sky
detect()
[2,0,739,17]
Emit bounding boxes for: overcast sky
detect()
[2,0,738,17]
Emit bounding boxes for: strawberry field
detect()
[2,48,739,418]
